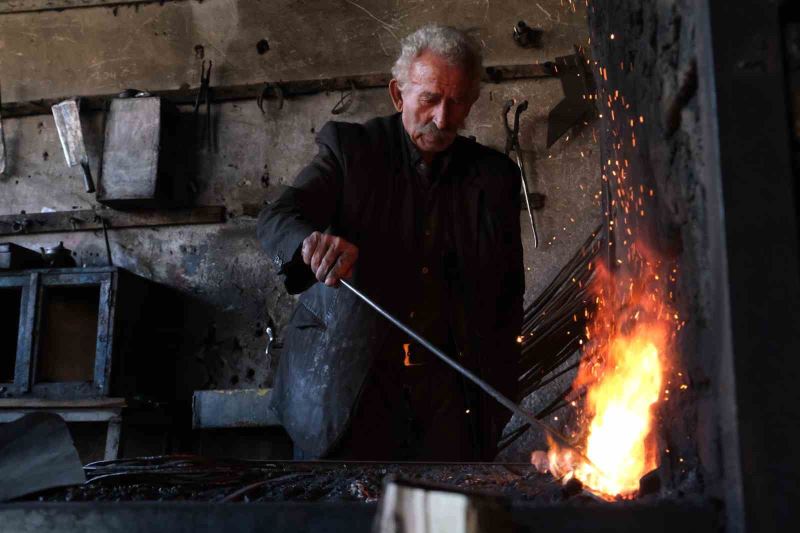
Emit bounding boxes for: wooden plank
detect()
[0,397,125,408]
[0,206,226,236]
[0,64,556,119]
[0,0,185,15]
[0,409,121,423]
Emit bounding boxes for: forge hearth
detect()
[21,456,677,506]
[26,459,587,504]
[6,457,717,533]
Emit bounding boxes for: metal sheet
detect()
[192,388,280,429]
[0,413,85,501]
[51,100,86,168]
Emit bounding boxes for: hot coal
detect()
[638,469,661,497]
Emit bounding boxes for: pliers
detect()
[503,99,539,248]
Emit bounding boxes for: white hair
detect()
[391,25,483,93]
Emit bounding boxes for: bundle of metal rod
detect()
[497,227,603,453]
[82,455,280,487]
[518,226,604,398]
[30,458,566,503]
[497,388,575,453]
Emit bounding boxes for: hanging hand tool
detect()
[52,99,95,193]
[339,278,601,473]
[193,60,214,150]
[546,48,598,147]
[503,99,539,248]
[512,20,543,49]
[95,214,113,266]
[0,83,6,175]
[257,82,284,115]
[331,81,357,115]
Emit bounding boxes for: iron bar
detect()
[339,279,599,470]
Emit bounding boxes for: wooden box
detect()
[0,267,175,400]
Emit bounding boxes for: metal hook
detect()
[258,83,284,115]
[265,326,275,358]
[331,81,357,115]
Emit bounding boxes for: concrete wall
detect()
[0,0,601,454]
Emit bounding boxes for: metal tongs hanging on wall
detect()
[503,99,539,248]
[52,98,95,193]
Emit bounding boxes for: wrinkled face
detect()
[390,50,478,158]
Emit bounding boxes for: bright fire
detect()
[540,245,678,500]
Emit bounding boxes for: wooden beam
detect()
[0,0,186,15]
[0,63,557,119]
[0,397,125,408]
[0,206,226,236]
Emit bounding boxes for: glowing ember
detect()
[539,247,676,500]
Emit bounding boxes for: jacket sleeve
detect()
[257,122,345,294]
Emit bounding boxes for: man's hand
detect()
[301,231,358,287]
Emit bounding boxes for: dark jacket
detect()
[257,113,524,458]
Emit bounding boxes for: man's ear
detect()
[388,79,403,112]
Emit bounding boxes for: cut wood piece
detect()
[373,477,512,533]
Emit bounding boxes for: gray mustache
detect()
[416,121,456,141]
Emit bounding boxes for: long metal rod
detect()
[515,152,539,248]
[340,279,599,470]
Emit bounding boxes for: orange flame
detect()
[541,245,676,500]
[403,343,413,367]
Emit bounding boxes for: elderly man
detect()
[258,25,524,461]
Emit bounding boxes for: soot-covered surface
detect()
[22,456,590,504]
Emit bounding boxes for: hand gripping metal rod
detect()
[340,279,596,468]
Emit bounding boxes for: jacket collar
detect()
[391,113,479,188]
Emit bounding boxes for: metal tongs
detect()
[503,99,539,248]
[193,60,213,150]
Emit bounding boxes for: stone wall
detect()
[587,0,717,496]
